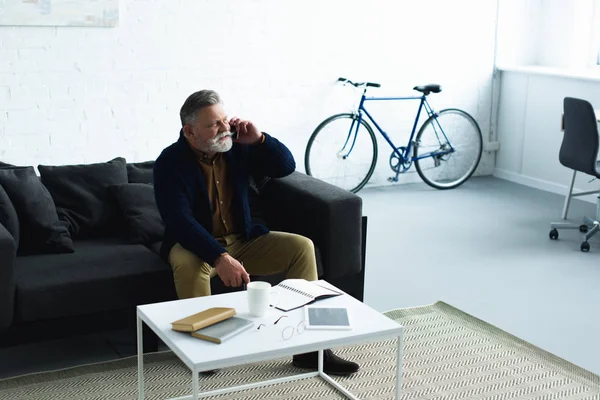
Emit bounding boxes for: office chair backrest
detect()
[560,97,600,177]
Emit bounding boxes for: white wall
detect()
[0,0,498,186]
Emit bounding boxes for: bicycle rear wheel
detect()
[414,109,482,189]
[304,113,378,193]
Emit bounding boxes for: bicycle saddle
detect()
[413,84,442,95]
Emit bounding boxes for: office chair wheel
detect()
[581,242,590,252]
[579,224,588,233]
[549,229,559,240]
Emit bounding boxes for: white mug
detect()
[247,281,278,317]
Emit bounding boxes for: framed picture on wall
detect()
[0,0,119,27]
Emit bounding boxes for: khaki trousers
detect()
[168,231,318,299]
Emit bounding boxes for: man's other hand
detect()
[214,254,251,287]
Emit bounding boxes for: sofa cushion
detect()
[248,176,268,227]
[13,238,176,323]
[109,183,164,244]
[127,161,154,184]
[0,167,74,255]
[38,158,128,238]
[0,184,19,248]
[146,240,162,255]
[314,245,324,277]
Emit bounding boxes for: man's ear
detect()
[182,124,194,140]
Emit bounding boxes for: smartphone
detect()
[231,125,239,140]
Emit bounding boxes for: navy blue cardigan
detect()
[153,132,296,265]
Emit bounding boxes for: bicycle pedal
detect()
[387,177,398,182]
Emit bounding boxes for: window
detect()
[593,0,600,66]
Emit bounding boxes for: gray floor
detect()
[1,176,599,380]
[361,176,600,376]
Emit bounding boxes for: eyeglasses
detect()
[256,315,306,341]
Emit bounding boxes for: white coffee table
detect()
[136,281,403,400]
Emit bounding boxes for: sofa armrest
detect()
[261,171,363,280]
[0,223,16,329]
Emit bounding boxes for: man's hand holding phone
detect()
[214,254,250,288]
[229,117,263,145]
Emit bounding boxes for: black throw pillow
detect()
[38,158,128,238]
[0,167,74,254]
[0,184,20,248]
[126,161,154,184]
[109,183,164,244]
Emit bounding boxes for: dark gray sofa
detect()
[0,167,365,347]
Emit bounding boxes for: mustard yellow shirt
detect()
[195,152,239,245]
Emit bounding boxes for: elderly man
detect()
[153,89,359,376]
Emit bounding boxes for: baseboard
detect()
[493,168,598,204]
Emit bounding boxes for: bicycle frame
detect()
[341,89,454,166]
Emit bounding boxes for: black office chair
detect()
[549,97,600,252]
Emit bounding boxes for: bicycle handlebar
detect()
[337,77,381,88]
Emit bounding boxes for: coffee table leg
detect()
[396,330,403,400]
[137,312,144,400]
[192,368,199,400]
[318,349,324,373]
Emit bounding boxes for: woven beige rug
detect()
[1,301,599,400]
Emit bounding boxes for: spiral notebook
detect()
[271,279,342,312]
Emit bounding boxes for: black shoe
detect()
[292,349,359,376]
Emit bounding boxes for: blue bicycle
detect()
[304,77,483,193]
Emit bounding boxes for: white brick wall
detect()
[0,0,497,186]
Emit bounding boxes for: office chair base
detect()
[582,217,600,240]
[581,241,590,252]
[549,218,600,252]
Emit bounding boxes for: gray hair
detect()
[180,90,221,126]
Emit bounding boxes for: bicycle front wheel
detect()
[414,109,482,189]
[304,113,377,193]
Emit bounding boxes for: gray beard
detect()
[206,136,233,153]
[198,133,233,154]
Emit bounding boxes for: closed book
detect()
[191,316,254,344]
[171,307,236,332]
